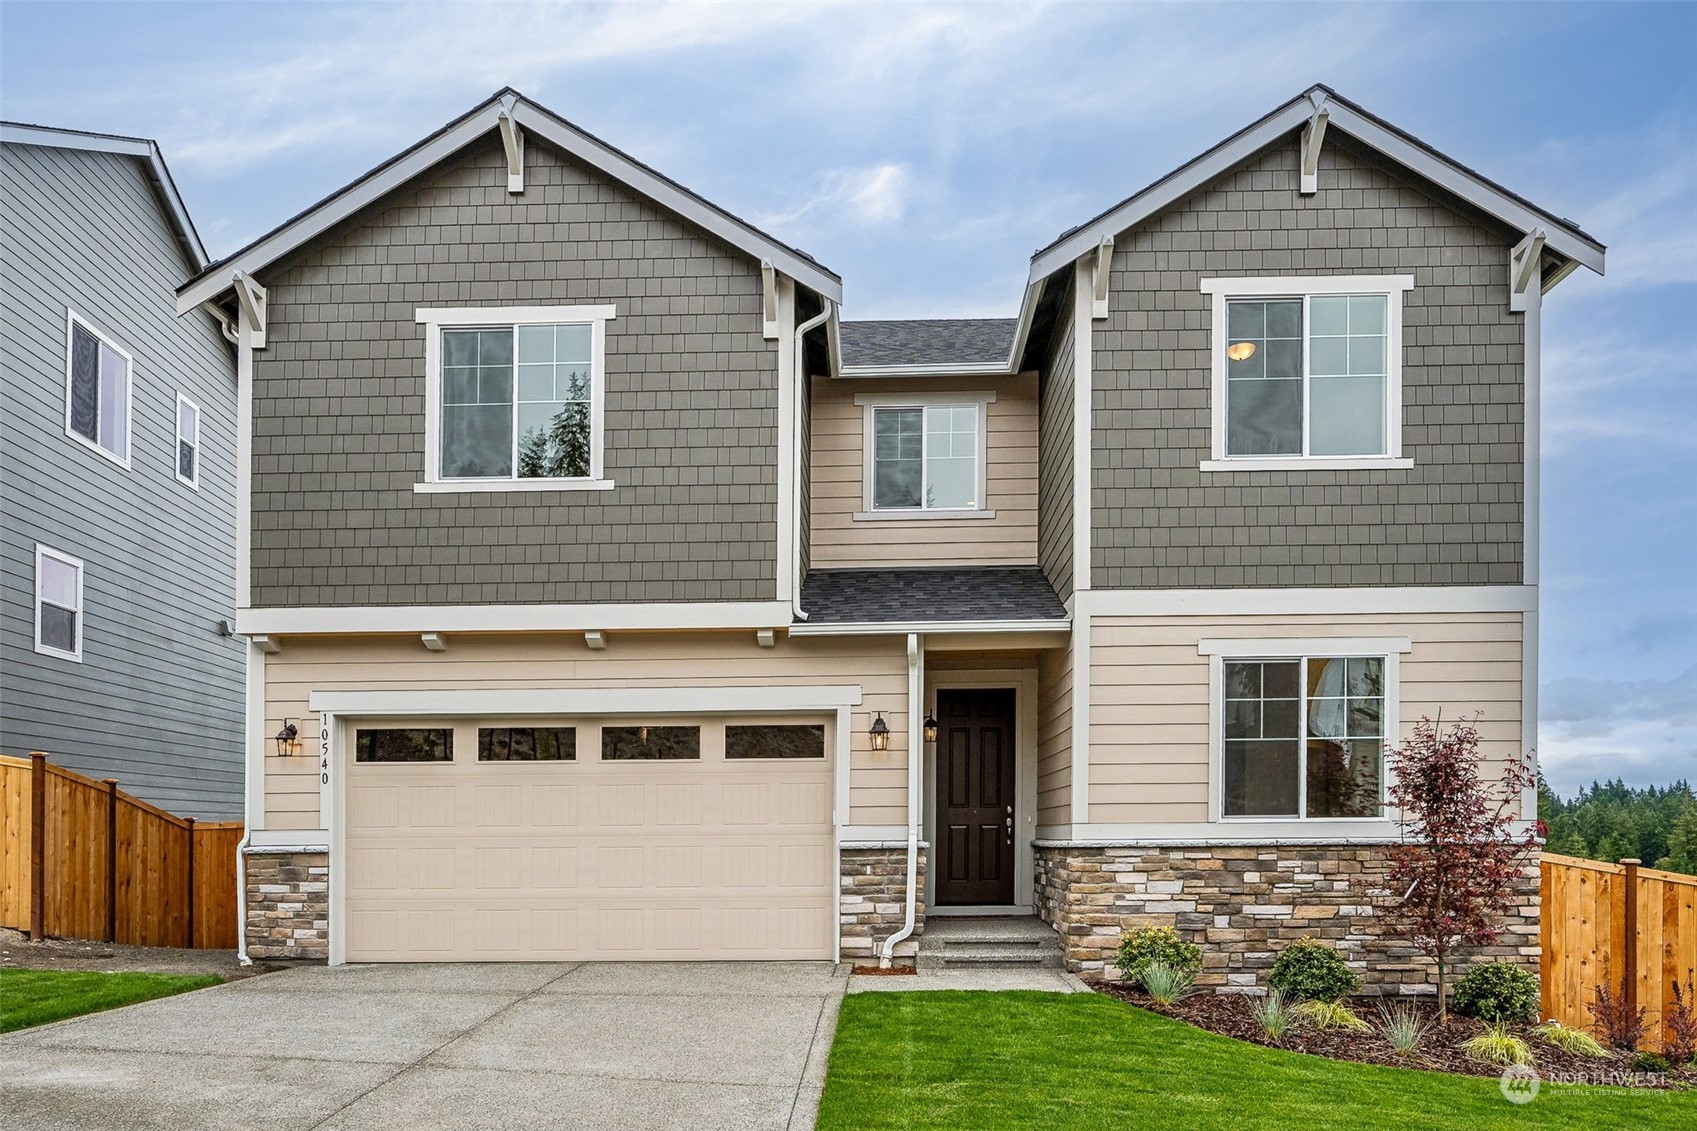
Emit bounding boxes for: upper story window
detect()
[1200,276,1415,471]
[855,393,994,519]
[175,395,201,488]
[65,312,132,467]
[415,306,615,493]
[34,545,83,662]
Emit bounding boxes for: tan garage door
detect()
[343,715,835,962]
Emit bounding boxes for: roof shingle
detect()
[839,318,1016,369]
[800,566,1067,625]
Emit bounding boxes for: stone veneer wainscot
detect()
[1033,843,1540,992]
[839,845,928,964]
[245,850,329,961]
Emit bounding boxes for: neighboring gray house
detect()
[0,123,242,818]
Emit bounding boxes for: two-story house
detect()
[183,87,1602,982]
[1,123,244,819]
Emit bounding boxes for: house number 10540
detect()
[320,713,331,785]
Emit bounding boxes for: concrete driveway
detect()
[0,962,846,1131]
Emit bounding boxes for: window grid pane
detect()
[1222,659,1301,817]
[872,408,923,508]
[1226,299,1302,456]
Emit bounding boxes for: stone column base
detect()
[1033,843,1539,994]
[840,844,928,964]
[245,849,329,961]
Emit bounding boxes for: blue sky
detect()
[3,1,1691,794]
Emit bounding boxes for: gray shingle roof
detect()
[839,319,1017,369]
[800,567,1068,625]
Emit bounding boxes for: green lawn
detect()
[819,991,1693,1130]
[0,969,222,1032]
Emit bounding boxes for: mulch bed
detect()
[1096,982,1694,1089]
[0,926,282,981]
[851,964,918,976]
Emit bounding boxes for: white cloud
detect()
[1540,666,1697,792]
[758,163,913,231]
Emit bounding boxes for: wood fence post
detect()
[29,752,47,941]
[104,779,119,943]
[1621,858,1640,1018]
[185,817,197,949]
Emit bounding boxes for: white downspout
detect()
[791,300,834,622]
[234,828,252,966]
[880,631,924,966]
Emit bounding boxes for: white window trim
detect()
[175,393,202,489]
[415,305,616,493]
[853,390,994,518]
[34,544,84,662]
[63,309,133,469]
[1199,275,1414,472]
[1201,636,1411,824]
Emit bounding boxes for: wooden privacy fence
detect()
[1542,852,1697,1047]
[0,753,242,949]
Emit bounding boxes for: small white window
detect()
[34,546,83,662]
[1199,276,1415,471]
[854,393,993,518]
[415,306,615,493]
[176,395,201,488]
[64,311,132,466]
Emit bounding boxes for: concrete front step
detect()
[917,915,1064,971]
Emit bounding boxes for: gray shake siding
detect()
[0,142,242,818]
[1037,277,1076,600]
[1091,134,1525,589]
[250,135,779,607]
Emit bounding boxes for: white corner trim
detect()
[307,685,864,716]
[1078,585,1535,617]
[236,600,794,635]
[1199,275,1415,296]
[1197,636,1413,656]
[414,305,619,326]
[412,478,616,494]
[852,509,996,522]
[1071,258,1093,600]
[1200,457,1414,473]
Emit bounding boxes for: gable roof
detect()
[1,121,208,271]
[1028,84,1606,284]
[176,88,841,313]
[839,318,1019,371]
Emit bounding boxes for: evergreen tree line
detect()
[1538,776,1697,875]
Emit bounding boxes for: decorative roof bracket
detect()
[1300,91,1331,196]
[1091,235,1114,320]
[232,271,267,348]
[1510,229,1547,312]
[498,95,525,194]
[762,260,779,340]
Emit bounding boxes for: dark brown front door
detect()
[935,688,1016,906]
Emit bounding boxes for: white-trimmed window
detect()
[34,545,83,661]
[64,311,132,466]
[175,394,201,488]
[1200,276,1415,471]
[415,306,615,493]
[854,392,993,519]
[1202,637,1410,820]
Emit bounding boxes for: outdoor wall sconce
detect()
[868,712,890,752]
[923,711,939,745]
[274,720,301,757]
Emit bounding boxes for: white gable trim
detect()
[177,93,840,313]
[1027,89,1604,283]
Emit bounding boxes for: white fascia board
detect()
[179,98,840,313]
[1028,96,1604,284]
[838,362,1015,379]
[1077,585,1536,617]
[236,601,794,635]
[786,619,1070,637]
[309,685,863,716]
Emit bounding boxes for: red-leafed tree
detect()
[1383,715,1539,1019]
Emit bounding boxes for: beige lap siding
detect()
[1087,612,1524,824]
[808,373,1039,567]
[1036,642,1073,828]
[262,631,911,830]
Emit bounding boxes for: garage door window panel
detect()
[478,726,576,761]
[601,725,701,761]
[726,725,826,760]
[356,728,454,763]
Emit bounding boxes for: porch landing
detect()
[916,916,1064,972]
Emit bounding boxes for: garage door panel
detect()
[345,714,836,962]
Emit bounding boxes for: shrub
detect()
[1533,1022,1611,1058]
[1377,1001,1431,1056]
[1665,979,1697,1065]
[1114,926,1202,985]
[1268,939,1360,1002]
[1450,963,1540,1023]
[1139,960,1196,1006]
[1462,1022,1534,1066]
[1631,1051,1672,1074]
[1292,999,1370,1032]
[1588,973,1651,1051]
[1252,988,1296,1042]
